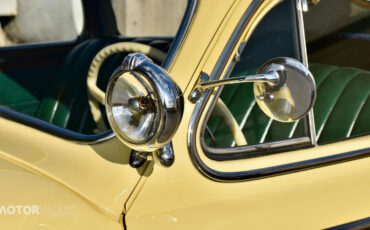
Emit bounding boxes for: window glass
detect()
[111,0,187,37]
[303,0,370,143]
[0,0,83,47]
[204,0,370,149]
[304,0,370,70]
[204,0,305,148]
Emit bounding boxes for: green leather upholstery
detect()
[0,72,40,117]
[0,67,59,117]
[0,39,115,134]
[311,63,370,143]
[36,39,116,134]
[206,64,370,147]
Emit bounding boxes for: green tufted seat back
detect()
[310,63,370,143]
[206,64,370,147]
[35,39,111,134]
[0,38,124,134]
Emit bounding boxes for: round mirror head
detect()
[106,53,183,152]
[254,57,316,122]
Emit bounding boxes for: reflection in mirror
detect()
[254,57,316,122]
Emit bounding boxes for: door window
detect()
[203,0,311,157]
[202,0,370,160]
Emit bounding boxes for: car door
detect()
[125,0,370,229]
[0,0,143,229]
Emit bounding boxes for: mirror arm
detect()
[197,71,279,90]
[190,71,279,103]
[190,57,316,122]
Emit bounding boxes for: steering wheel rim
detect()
[86,42,166,132]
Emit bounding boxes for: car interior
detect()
[0,0,182,135]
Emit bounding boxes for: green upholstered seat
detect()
[0,39,119,134]
[0,72,42,117]
[206,64,370,147]
[35,39,118,134]
[310,63,370,143]
[0,66,60,117]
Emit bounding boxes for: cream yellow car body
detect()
[0,0,369,229]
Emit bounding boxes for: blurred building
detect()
[112,0,187,37]
[0,0,187,47]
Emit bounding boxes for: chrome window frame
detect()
[193,0,316,161]
[0,0,198,145]
[187,0,370,182]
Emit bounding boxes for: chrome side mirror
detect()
[105,53,183,166]
[254,57,316,122]
[192,57,316,122]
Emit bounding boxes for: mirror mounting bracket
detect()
[189,70,280,103]
[189,57,316,123]
[129,142,175,168]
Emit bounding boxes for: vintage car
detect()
[0,0,369,229]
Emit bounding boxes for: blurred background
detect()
[0,0,369,52]
[0,0,187,47]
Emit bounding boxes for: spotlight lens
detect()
[106,71,160,144]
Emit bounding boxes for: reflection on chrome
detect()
[112,105,155,142]
[108,71,160,144]
[254,57,316,122]
[105,53,183,153]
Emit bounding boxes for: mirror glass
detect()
[254,57,316,122]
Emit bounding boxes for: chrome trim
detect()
[154,142,175,167]
[0,106,115,144]
[122,52,152,70]
[301,0,320,12]
[201,137,310,159]
[301,0,309,12]
[188,0,263,172]
[254,57,316,122]
[194,71,279,92]
[196,57,317,123]
[0,0,198,145]
[325,216,370,230]
[161,0,199,70]
[196,145,370,182]
[296,0,317,145]
[106,53,184,152]
[192,0,314,161]
[189,73,210,103]
[187,0,327,180]
[129,150,148,168]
